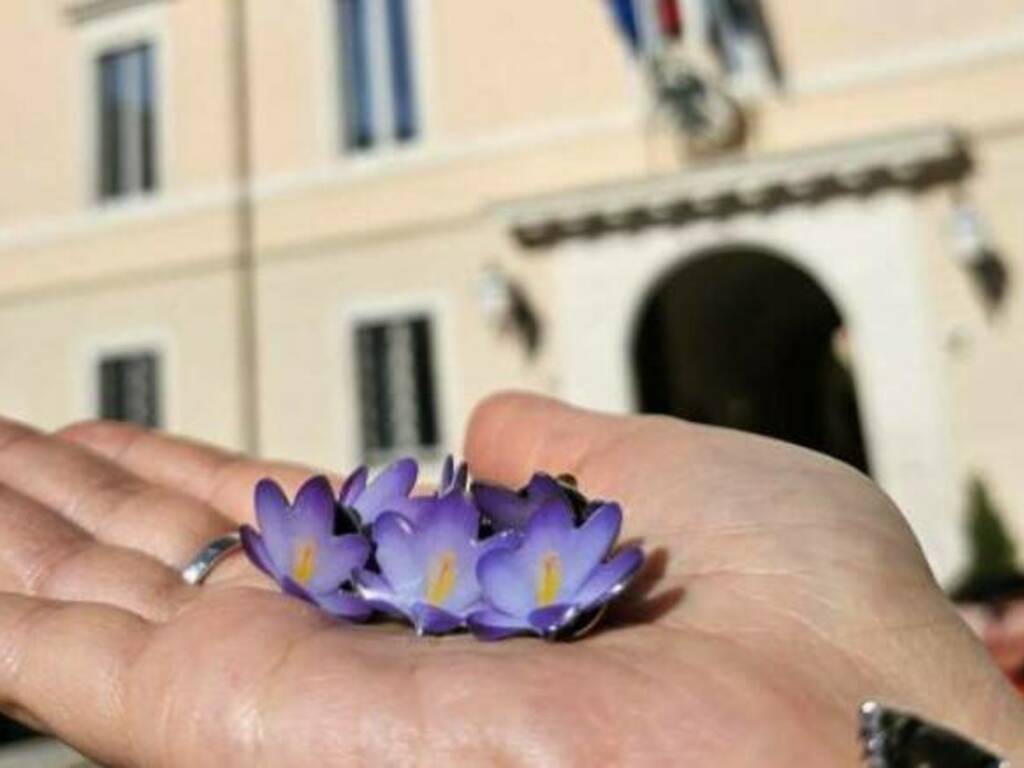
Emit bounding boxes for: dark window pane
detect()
[386,0,418,142]
[139,45,157,191]
[356,323,393,454]
[99,353,161,428]
[96,44,157,200]
[338,0,374,149]
[354,316,440,460]
[98,51,123,198]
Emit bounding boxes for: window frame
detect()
[96,42,159,201]
[80,330,175,428]
[76,3,171,208]
[318,0,432,164]
[339,295,454,469]
[96,349,164,427]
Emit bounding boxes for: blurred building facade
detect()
[2,0,1024,581]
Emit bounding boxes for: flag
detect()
[605,0,684,57]
[606,0,641,54]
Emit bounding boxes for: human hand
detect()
[0,393,1021,766]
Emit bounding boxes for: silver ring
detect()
[181,532,242,585]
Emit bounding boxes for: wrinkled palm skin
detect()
[0,393,1021,767]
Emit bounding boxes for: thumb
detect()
[463,391,651,500]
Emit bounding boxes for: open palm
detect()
[0,393,1021,766]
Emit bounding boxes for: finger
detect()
[57,420,333,525]
[0,592,151,766]
[463,393,934,605]
[0,418,236,569]
[0,484,194,622]
[464,391,657,503]
[463,391,861,530]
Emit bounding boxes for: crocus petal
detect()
[574,546,645,611]
[419,491,479,542]
[352,569,405,617]
[467,609,532,641]
[525,472,565,500]
[472,483,529,530]
[440,455,455,492]
[477,547,533,618]
[358,458,418,514]
[528,604,578,636]
[519,497,575,562]
[312,589,373,621]
[410,493,485,612]
[352,568,392,599]
[280,576,317,605]
[339,466,369,508]
[240,524,283,581]
[291,476,338,540]
[384,495,437,527]
[373,512,422,591]
[447,461,469,495]
[254,479,292,568]
[559,502,623,595]
[411,603,464,636]
[304,533,371,595]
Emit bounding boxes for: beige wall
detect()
[0,267,244,447]
[923,130,1024,549]
[1,0,1024,573]
[256,220,548,470]
[768,0,1024,78]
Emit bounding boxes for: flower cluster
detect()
[241,457,644,640]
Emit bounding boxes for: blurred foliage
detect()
[951,477,1023,603]
[966,478,1017,579]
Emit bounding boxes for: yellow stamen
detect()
[291,540,317,586]
[426,550,458,606]
[536,552,562,607]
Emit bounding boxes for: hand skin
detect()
[0,393,1021,767]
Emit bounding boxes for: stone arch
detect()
[630,245,869,471]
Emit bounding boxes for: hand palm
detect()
[0,394,1020,767]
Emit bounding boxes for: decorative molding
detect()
[0,110,636,255]
[499,126,970,249]
[0,185,238,253]
[252,109,639,201]
[789,23,1024,96]
[63,0,172,25]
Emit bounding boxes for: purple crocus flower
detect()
[347,455,469,529]
[439,454,469,495]
[472,472,576,532]
[241,476,372,620]
[338,458,419,527]
[468,497,644,640]
[354,491,518,635]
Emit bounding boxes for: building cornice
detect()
[497,126,971,250]
[62,0,171,25]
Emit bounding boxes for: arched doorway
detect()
[632,247,870,473]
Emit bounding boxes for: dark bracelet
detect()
[859,702,1009,767]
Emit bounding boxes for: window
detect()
[354,314,439,461]
[335,0,419,152]
[96,43,158,200]
[98,351,162,427]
